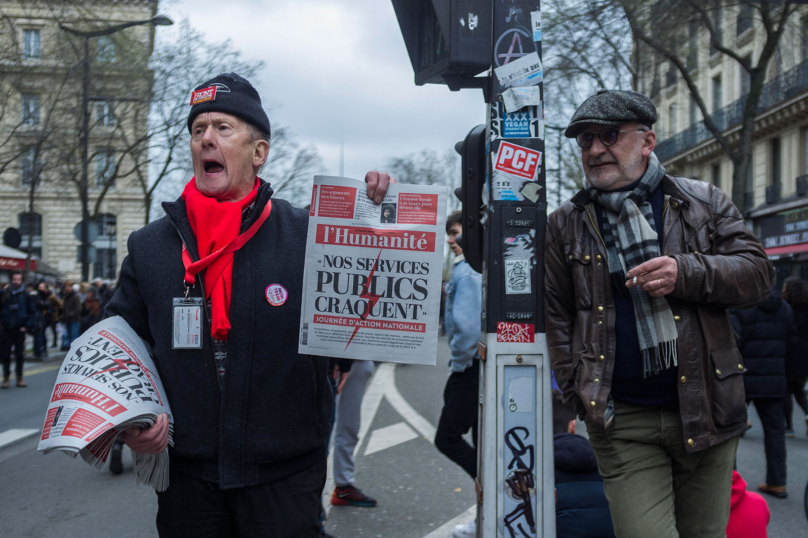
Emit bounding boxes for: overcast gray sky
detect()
[163,0,486,182]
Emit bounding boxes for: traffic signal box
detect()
[393,2,554,537]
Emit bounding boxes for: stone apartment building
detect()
[640,3,808,285]
[0,0,158,282]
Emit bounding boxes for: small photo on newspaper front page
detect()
[299,176,447,365]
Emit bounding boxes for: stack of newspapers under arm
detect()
[37,316,174,491]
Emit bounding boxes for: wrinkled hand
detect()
[123,413,170,455]
[364,171,396,205]
[625,256,678,297]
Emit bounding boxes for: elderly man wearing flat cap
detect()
[105,73,392,537]
[544,89,774,537]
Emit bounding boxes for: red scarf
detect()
[182,177,259,340]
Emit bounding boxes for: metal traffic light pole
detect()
[475,2,553,537]
[391,1,553,535]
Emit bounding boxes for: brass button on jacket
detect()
[674,315,681,322]
[687,438,695,447]
[680,376,687,383]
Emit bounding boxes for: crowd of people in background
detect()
[0,272,117,389]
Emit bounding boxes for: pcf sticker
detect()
[265,284,288,306]
[494,141,542,180]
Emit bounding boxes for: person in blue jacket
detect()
[435,211,482,538]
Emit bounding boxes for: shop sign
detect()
[758,206,808,249]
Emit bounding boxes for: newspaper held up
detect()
[300,176,447,365]
[37,316,174,491]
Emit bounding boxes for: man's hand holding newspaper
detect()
[124,412,171,454]
[37,316,174,491]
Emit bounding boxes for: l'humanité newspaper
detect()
[299,176,447,365]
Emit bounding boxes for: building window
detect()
[18,213,42,258]
[22,29,40,59]
[94,101,114,127]
[20,147,40,187]
[689,94,699,127]
[802,18,808,63]
[94,148,116,187]
[711,163,721,186]
[687,23,698,71]
[771,137,781,187]
[669,103,678,136]
[737,4,753,36]
[22,94,40,126]
[741,55,751,96]
[666,64,677,87]
[650,70,661,98]
[712,74,722,113]
[93,214,117,279]
[710,5,723,57]
[96,36,115,63]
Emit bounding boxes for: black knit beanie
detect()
[187,72,271,139]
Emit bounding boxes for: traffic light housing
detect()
[391,0,491,87]
[454,124,486,273]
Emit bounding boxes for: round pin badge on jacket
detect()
[265,284,288,306]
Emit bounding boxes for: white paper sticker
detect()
[502,87,542,113]
[505,258,531,295]
[494,51,543,89]
[531,11,542,42]
[508,376,534,413]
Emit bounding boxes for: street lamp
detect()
[60,14,174,281]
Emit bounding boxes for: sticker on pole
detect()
[504,258,531,295]
[494,141,542,179]
[496,322,535,343]
[531,11,542,42]
[494,51,543,89]
[490,103,543,139]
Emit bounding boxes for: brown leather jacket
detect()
[545,175,774,452]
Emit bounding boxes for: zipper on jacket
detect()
[585,205,608,253]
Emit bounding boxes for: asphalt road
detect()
[1,340,807,537]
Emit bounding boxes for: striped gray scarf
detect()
[587,153,677,378]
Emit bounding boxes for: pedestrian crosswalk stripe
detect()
[23,363,61,376]
[364,422,418,456]
[0,429,39,450]
[422,505,476,538]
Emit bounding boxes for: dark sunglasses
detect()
[576,128,646,149]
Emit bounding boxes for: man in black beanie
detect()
[105,72,392,538]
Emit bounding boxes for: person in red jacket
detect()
[727,470,770,538]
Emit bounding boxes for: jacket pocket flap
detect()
[685,221,715,254]
[564,241,592,264]
[710,347,746,379]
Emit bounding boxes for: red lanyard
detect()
[181,200,272,287]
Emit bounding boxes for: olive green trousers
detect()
[586,402,739,538]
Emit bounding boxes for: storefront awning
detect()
[764,243,808,257]
[0,244,36,271]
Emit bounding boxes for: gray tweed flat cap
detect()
[564,89,657,138]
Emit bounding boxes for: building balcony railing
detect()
[656,59,808,162]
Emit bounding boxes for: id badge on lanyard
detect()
[173,297,203,349]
